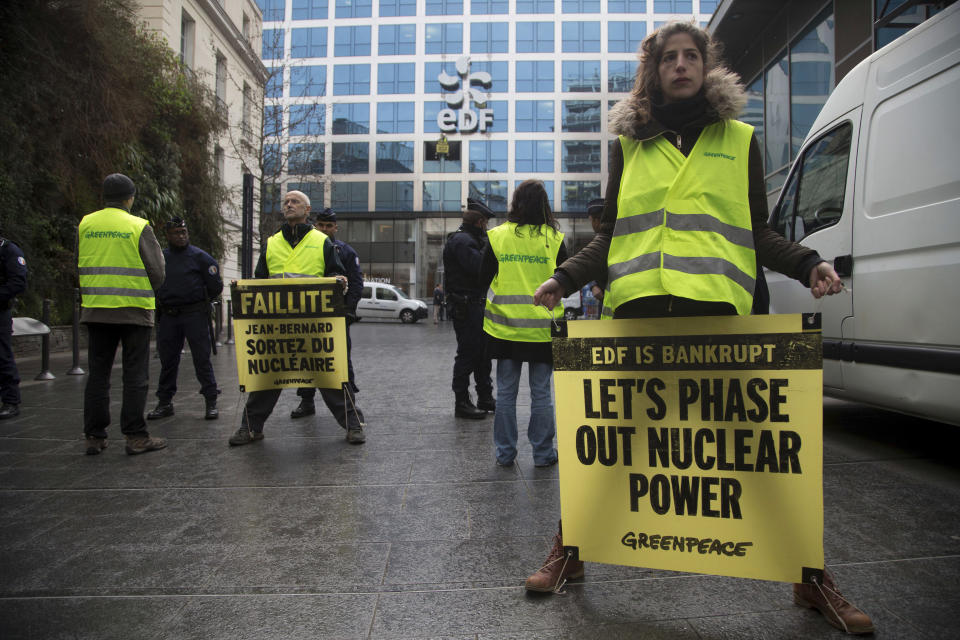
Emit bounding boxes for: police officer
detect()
[147,217,222,421]
[442,197,495,419]
[0,235,27,419]
[289,207,367,441]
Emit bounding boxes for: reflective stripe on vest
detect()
[483,222,564,342]
[265,228,328,277]
[608,120,756,316]
[78,208,153,309]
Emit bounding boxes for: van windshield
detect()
[389,286,409,299]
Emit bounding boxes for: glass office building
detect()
[257,0,716,296]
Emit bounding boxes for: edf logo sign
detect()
[437,56,494,133]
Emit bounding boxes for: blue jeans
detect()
[493,359,557,465]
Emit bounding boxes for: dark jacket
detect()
[442,223,487,297]
[254,222,345,279]
[0,239,27,312]
[552,68,822,315]
[156,244,222,308]
[332,237,363,315]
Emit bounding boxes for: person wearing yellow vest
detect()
[227,190,361,446]
[78,173,166,456]
[480,180,568,467]
[528,23,873,635]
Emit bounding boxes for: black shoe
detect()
[204,397,218,420]
[147,402,173,420]
[476,394,496,412]
[0,403,20,420]
[455,395,487,419]
[290,400,315,419]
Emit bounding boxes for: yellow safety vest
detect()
[483,222,564,342]
[78,208,154,309]
[608,120,756,316]
[265,228,328,277]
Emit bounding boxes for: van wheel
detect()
[400,309,416,324]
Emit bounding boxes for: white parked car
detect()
[357,282,428,324]
[561,292,583,321]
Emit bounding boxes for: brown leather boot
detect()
[793,569,875,634]
[525,521,585,593]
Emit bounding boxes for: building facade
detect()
[136,0,268,283]
[257,0,718,297]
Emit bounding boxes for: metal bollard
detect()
[226,304,234,344]
[214,300,223,347]
[35,299,55,380]
[67,288,84,375]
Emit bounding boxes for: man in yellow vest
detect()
[78,173,167,456]
[228,190,360,446]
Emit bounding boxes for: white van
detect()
[764,4,960,425]
[357,281,428,323]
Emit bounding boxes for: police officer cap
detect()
[314,207,337,223]
[165,217,187,230]
[102,173,136,200]
[586,198,605,218]
[466,197,495,219]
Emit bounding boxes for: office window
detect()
[515,140,554,172]
[379,24,416,55]
[289,104,326,136]
[791,13,834,156]
[562,22,600,53]
[425,24,463,54]
[562,0,600,12]
[377,102,415,133]
[263,105,283,138]
[562,180,600,212]
[335,26,371,57]
[333,64,370,95]
[424,62,458,93]
[376,142,415,173]
[336,0,372,17]
[485,101,508,133]
[744,76,763,158]
[262,28,284,59]
[654,0,692,11]
[423,101,447,133]
[516,0,553,12]
[468,181,508,211]
[515,100,554,132]
[608,0,645,11]
[291,28,327,58]
[292,0,327,19]
[263,143,281,174]
[471,0,508,14]
[287,182,325,207]
[609,21,646,53]
[288,143,325,174]
[266,67,283,98]
[608,60,637,92]
[765,51,790,186]
[332,182,368,211]
[562,60,601,92]
[424,140,462,172]
[470,140,508,173]
[378,63,416,94]
[332,142,369,173]
[562,100,600,132]
[258,0,286,21]
[516,61,554,92]
[423,182,461,211]
[332,103,370,134]
[516,22,554,53]
[470,61,508,93]
[562,141,601,172]
[380,0,416,16]
[375,182,414,211]
[426,0,463,15]
[700,0,719,11]
[290,65,326,97]
[471,22,508,54]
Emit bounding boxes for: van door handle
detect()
[834,254,853,277]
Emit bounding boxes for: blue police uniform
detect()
[0,238,27,418]
[153,243,222,411]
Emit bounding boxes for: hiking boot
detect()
[476,393,496,413]
[793,569,875,634]
[525,521,585,593]
[84,436,107,455]
[228,425,264,446]
[290,399,315,419]
[204,396,218,420]
[147,402,174,420]
[454,394,486,419]
[346,424,366,444]
[124,436,167,455]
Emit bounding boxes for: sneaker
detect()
[496,458,515,467]
[84,436,107,455]
[346,424,366,444]
[146,402,174,420]
[534,456,558,468]
[793,570,875,634]
[290,400,316,419]
[525,521,585,593]
[124,436,167,455]
[228,426,264,446]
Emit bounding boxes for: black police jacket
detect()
[0,239,27,311]
[156,244,222,308]
[442,223,486,297]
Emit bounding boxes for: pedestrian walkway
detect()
[1,320,958,638]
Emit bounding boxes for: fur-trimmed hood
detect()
[608,67,747,138]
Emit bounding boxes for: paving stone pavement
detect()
[1,319,959,639]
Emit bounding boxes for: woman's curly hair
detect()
[632,21,724,109]
[507,179,559,234]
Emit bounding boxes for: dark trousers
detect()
[156,311,218,402]
[84,323,151,439]
[296,323,364,428]
[451,301,492,396]
[244,386,364,431]
[0,309,20,405]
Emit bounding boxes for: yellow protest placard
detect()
[231,278,348,392]
[553,314,824,584]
